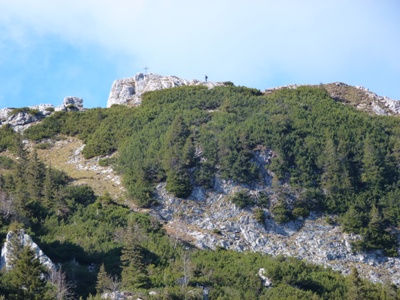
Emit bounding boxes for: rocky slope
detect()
[150,146,400,286]
[154,180,400,286]
[107,73,225,107]
[265,82,400,116]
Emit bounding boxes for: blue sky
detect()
[0,0,399,108]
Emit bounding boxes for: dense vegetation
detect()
[1,84,400,298]
[0,137,396,299]
[24,85,400,255]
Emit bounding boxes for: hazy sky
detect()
[0,0,399,108]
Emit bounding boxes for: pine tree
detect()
[12,136,30,222]
[321,137,340,195]
[347,267,365,300]
[26,148,45,203]
[361,135,384,190]
[321,137,353,211]
[162,115,192,197]
[120,238,150,291]
[6,230,25,270]
[96,264,112,295]
[362,205,397,255]
[8,245,48,300]
[43,165,55,209]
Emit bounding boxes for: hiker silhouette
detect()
[205,75,208,82]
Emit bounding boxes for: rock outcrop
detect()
[153,178,400,286]
[325,82,400,116]
[149,147,400,286]
[0,230,55,271]
[0,96,84,131]
[55,96,84,112]
[265,82,400,116]
[107,73,225,107]
[0,106,52,132]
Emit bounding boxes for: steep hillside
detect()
[2,80,400,299]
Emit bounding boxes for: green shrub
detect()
[98,157,117,167]
[9,107,39,116]
[0,156,14,169]
[35,142,52,150]
[212,228,222,235]
[257,192,270,207]
[0,125,17,153]
[271,201,292,224]
[292,206,310,219]
[229,190,254,209]
[254,208,265,223]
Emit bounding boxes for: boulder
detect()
[0,230,55,272]
[56,96,84,111]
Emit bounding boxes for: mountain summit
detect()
[107,73,225,107]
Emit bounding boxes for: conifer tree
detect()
[13,136,29,221]
[361,135,384,189]
[8,245,48,300]
[347,267,365,300]
[26,148,45,203]
[96,263,112,295]
[43,165,55,209]
[162,115,192,197]
[120,238,150,291]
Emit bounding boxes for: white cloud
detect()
[0,0,399,102]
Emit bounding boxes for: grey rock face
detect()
[56,96,84,112]
[0,230,55,271]
[1,96,84,131]
[0,106,52,132]
[107,73,225,107]
[353,85,400,115]
[152,168,400,286]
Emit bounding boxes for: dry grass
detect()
[32,137,125,199]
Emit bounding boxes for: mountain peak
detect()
[107,73,225,107]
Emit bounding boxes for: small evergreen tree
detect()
[120,238,150,291]
[96,264,112,295]
[8,245,48,300]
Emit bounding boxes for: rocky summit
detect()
[107,73,225,107]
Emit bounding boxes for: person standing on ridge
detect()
[205,75,208,82]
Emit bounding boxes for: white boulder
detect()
[0,230,55,272]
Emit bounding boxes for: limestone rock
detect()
[258,268,272,287]
[0,108,13,121]
[1,96,84,131]
[0,106,53,132]
[0,230,55,272]
[152,168,400,286]
[107,73,225,107]
[55,96,84,112]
